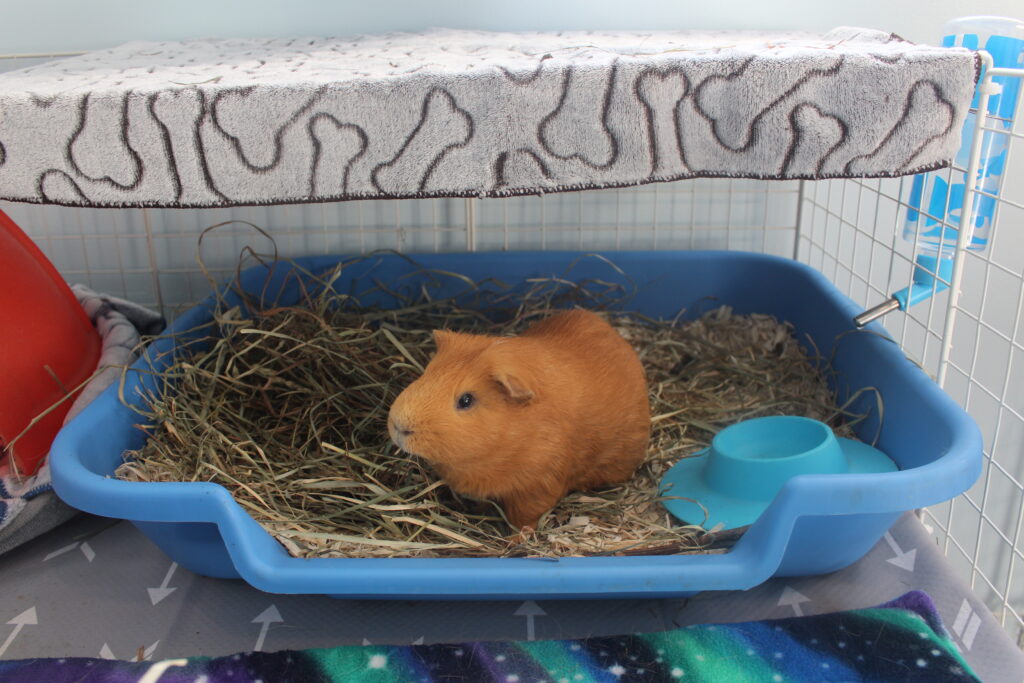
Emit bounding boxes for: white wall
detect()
[5,1,1023,54]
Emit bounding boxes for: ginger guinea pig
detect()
[387,309,650,530]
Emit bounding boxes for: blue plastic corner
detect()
[893,254,955,310]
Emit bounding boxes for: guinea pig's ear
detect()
[491,370,534,404]
[432,329,455,352]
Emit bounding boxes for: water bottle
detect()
[903,16,1024,257]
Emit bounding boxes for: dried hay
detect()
[116,252,869,559]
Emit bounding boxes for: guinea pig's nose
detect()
[388,417,414,447]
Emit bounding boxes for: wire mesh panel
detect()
[0,179,800,318]
[798,65,1024,644]
[798,176,956,378]
[472,180,799,255]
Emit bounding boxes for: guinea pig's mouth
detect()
[393,440,420,457]
[387,418,419,455]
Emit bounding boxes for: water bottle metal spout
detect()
[853,254,955,328]
[854,298,902,328]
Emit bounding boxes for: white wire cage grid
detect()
[1,51,1023,643]
[799,54,1024,645]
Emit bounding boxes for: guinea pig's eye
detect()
[457,392,475,410]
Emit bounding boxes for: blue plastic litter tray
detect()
[50,251,982,600]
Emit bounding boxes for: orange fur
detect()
[387,309,650,529]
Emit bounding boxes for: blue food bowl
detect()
[660,416,898,531]
[49,251,982,599]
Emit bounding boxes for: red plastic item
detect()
[0,209,100,475]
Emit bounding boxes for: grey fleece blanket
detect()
[0,27,977,208]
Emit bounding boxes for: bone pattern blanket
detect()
[0,28,977,208]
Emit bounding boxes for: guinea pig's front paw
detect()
[506,526,537,548]
[502,496,552,532]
